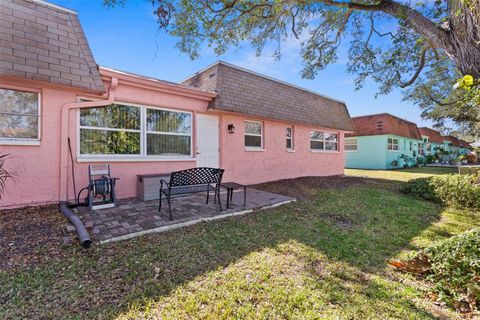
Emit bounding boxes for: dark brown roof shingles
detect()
[0,0,104,92]
[182,62,354,132]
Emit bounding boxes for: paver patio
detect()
[74,187,295,243]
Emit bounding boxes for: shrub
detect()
[401,174,480,210]
[423,229,480,311]
[400,177,439,202]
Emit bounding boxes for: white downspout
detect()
[59,77,118,202]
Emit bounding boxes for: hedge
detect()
[423,229,480,311]
[400,174,480,210]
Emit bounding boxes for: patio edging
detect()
[99,199,296,244]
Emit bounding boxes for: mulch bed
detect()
[253,175,396,199]
[0,204,70,271]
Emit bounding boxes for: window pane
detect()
[345,144,357,151]
[325,133,337,142]
[345,138,357,145]
[245,122,261,135]
[310,131,323,140]
[80,129,140,155]
[325,142,337,151]
[80,104,140,130]
[0,114,38,138]
[310,141,324,150]
[0,88,38,115]
[146,109,191,134]
[286,127,292,138]
[286,139,292,149]
[245,135,262,148]
[147,134,191,156]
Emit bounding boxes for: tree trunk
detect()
[379,0,480,78]
[446,0,480,78]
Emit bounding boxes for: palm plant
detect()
[0,154,11,199]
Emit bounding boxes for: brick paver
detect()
[74,188,293,242]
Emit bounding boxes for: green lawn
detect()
[1,168,477,319]
[346,166,457,182]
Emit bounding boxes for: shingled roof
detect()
[346,113,422,140]
[181,61,354,132]
[418,127,444,144]
[0,0,104,93]
[443,135,470,148]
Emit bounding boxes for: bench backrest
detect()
[169,167,224,187]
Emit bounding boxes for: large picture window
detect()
[310,131,338,151]
[244,121,263,148]
[80,104,141,155]
[146,108,191,156]
[79,103,192,158]
[0,88,40,142]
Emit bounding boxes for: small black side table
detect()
[221,182,246,209]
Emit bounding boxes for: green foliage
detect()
[425,154,436,163]
[423,228,480,310]
[401,174,480,209]
[400,177,440,202]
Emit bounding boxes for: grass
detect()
[1,167,478,319]
[346,167,457,182]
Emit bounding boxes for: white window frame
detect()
[244,120,264,150]
[418,143,424,155]
[77,101,193,161]
[409,141,413,152]
[0,87,41,146]
[344,137,358,152]
[286,125,294,151]
[387,137,399,151]
[310,130,338,152]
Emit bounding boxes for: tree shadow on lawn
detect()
[1,183,450,319]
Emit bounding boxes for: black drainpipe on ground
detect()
[59,202,92,248]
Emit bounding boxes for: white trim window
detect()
[79,103,192,158]
[0,88,40,144]
[409,141,413,151]
[310,131,338,151]
[388,138,399,151]
[345,138,358,151]
[244,120,263,149]
[286,126,293,150]
[145,108,192,156]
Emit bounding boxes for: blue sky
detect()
[52,0,435,127]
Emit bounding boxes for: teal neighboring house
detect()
[418,127,444,156]
[345,113,423,169]
[442,135,470,155]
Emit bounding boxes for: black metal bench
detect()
[159,167,224,220]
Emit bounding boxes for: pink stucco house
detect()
[0,0,354,209]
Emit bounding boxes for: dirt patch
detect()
[324,213,355,230]
[0,204,69,270]
[253,175,394,199]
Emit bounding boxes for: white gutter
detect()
[59,77,118,201]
